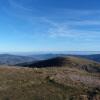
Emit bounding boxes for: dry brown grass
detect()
[0,66,99,100]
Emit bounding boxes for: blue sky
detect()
[0,0,100,52]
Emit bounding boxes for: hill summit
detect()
[17,56,100,73]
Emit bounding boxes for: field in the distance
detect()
[0,65,99,100]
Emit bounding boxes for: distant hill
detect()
[76,54,100,62]
[29,54,61,60]
[29,54,100,62]
[0,54,36,65]
[1,53,100,67]
[17,56,100,73]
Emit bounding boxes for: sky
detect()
[0,0,100,52]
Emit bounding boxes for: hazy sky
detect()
[0,0,100,52]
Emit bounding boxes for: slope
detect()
[17,56,100,73]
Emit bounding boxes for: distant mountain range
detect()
[0,53,100,66]
[0,54,36,65]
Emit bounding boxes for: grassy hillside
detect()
[17,56,100,73]
[0,66,99,100]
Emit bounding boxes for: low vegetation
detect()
[17,56,100,73]
[0,66,99,100]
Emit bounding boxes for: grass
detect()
[0,66,99,100]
